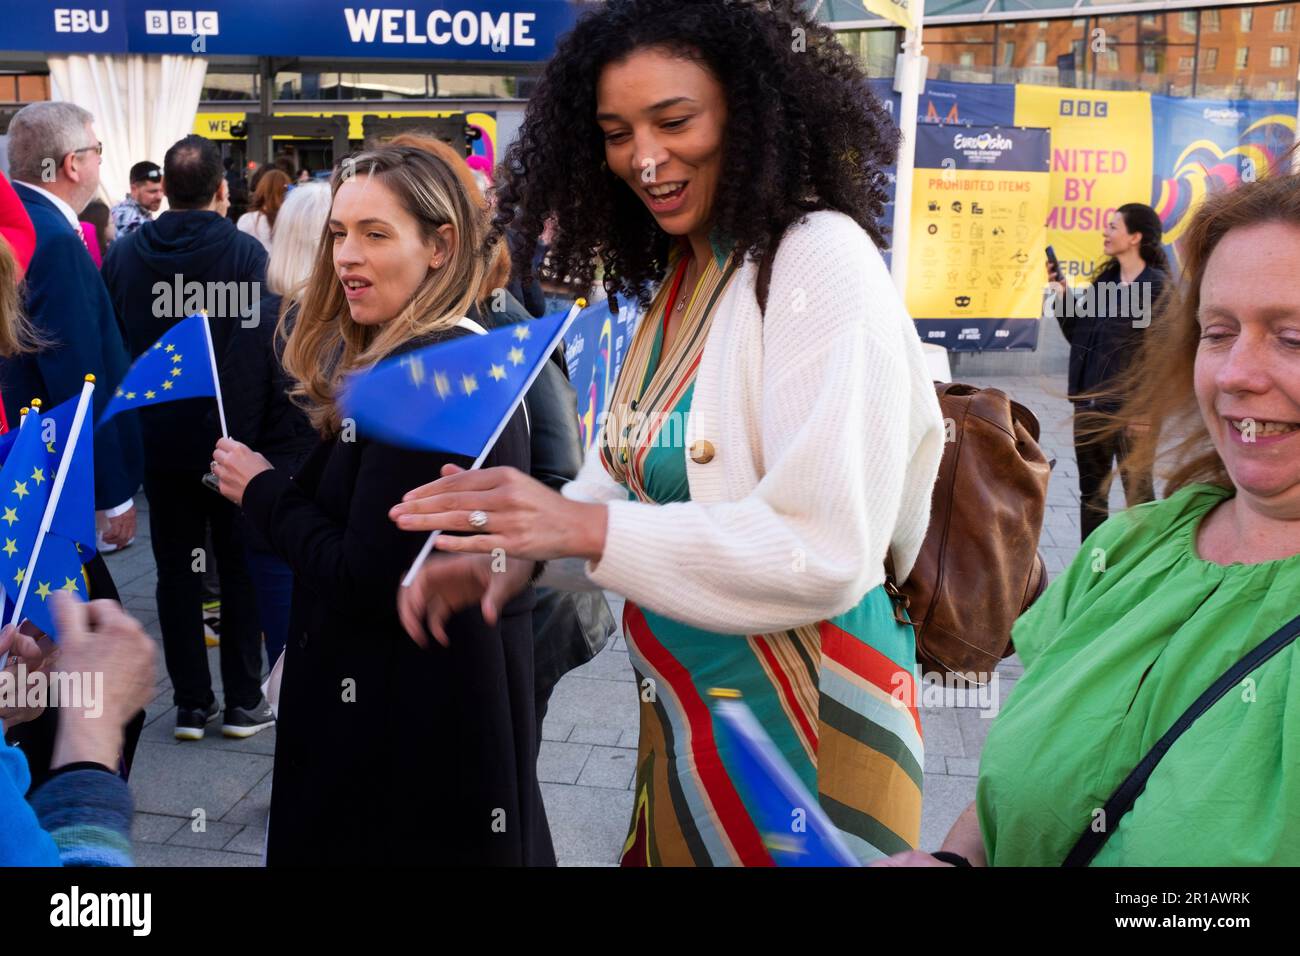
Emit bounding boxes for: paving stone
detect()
[220,770,273,827]
[617,728,641,749]
[576,746,636,790]
[223,824,267,857]
[945,756,981,777]
[132,843,262,867]
[540,717,574,743]
[543,675,639,738]
[568,723,622,746]
[919,706,964,758]
[131,812,186,845]
[129,742,271,819]
[537,740,591,785]
[568,647,635,682]
[919,773,978,852]
[541,782,633,866]
[165,819,244,850]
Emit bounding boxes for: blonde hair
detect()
[266,181,331,297]
[384,132,512,296]
[280,145,493,436]
[0,241,42,358]
[1083,167,1300,495]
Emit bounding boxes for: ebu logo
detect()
[1059,99,1108,118]
[954,295,972,308]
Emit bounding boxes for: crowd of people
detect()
[0,0,1296,868]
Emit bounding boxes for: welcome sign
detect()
[0,0,576,62]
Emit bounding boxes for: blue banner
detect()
[0,0,576,62]
[563,297,638,452]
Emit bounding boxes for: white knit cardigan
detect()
[560,210,945,635]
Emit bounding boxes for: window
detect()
[1143,47,1158,73]
[1180,11,1196,34]
[1141,14,1156,26]
[1202,9,1219,32]
[1002,41,1016,67]
[1202,47,1218,70]
[1033,40,1046,65]
[1270,46,1290,68]
[1241,8,1253,31]
[1178,55,1194,72]
[1276,8,1294,31]
[1237,47,1249,69]
[1106,49,1120,71]
[959,52,975,68]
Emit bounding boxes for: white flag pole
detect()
[6,376,95,633]
[401,299,587,588]
[0,406,35,669]
[199,311,230,438]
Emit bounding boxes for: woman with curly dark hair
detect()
[390,0,945,865]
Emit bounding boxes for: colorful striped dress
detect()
[600,244,925,866]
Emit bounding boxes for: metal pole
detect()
[890,0,927,298]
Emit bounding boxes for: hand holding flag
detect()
[339,300,586,586]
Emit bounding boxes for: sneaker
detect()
[222,697,275,738]
[203,599,221,647]
[175,699,220,740]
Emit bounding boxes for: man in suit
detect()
[103,135,272,741]
[0,101,144,786]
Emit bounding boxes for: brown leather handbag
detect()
[888,383,1052,682]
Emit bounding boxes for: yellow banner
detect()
[193,109,498,149]
[862,0,914,30]
[1013,86,1153,281]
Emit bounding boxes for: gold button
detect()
[689,440,715,464]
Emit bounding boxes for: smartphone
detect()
[201,471,222,494]
[1045,245,1061,279]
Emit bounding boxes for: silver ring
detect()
[468,510,489,530]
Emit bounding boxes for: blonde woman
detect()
[209,146,552,866]
[219,181,330,667]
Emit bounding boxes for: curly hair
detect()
[492,0,898,305]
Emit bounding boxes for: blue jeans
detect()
[245,546,294,671]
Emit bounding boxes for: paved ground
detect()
[108,371,1118,865]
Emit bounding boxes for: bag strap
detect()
[1063,610,1300,867]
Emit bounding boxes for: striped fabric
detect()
[608,246,925,867]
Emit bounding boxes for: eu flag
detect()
[341,305,579,456]
[99,313,217,424]
[712,696,861,867]
[0,395,97,638]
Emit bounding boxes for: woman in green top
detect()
[878,170,1300,867]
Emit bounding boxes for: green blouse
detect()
[978,483,1300,866]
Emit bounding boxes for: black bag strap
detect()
[1063,610,1300,867]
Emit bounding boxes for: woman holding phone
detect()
[1047,203,1170,540]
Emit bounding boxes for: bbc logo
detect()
[144,10,219,35]
[1059,99,1108,118]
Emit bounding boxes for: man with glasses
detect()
[110,161,163,238]
[0,102,144,789]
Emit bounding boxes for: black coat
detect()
[1056,262,1167,405]
[220,293,317,553]
[102,210,268,472]
[241,328,553,866]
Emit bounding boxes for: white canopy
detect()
[48,54,207,207]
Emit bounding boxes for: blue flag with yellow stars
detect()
[711,696,861,867]
[341,306,577,456]
[0,395,96,637]
[98,313,217,424]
